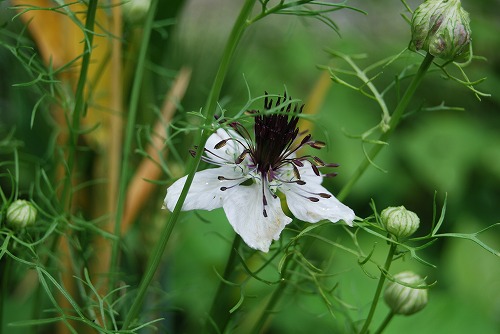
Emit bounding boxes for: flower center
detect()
[211,93,339,217]
[253,95,300,176]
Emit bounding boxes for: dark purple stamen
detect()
[214,140,228,149]
[220,92,340,216]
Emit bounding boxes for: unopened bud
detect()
[384,271,428,315]
[6,199,37,229]
[380,206,420,239]
[123,0,151,25]
[409,0,471,60]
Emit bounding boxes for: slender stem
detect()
[251,244,304,334]
[32,231,59,333]
[206,236,242,333]
[60,0,99,210]
[31,1,98,330]
[120,0,256,329]
[107,0,124,281]
[374,311,395,334]
[109,0,159,294]
[251,269,290,334]
[337,53,434,201]
[342,55,390,120]
[0,255,12,334]
[359,242,397,334]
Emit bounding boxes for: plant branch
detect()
[337,52,434,201]
[359,242,397,334]
[374,310,395,334]
[205,236,243,333]
[60,0,99,209]
[109,0,159,292]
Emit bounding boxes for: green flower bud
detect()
[384,271,428,315]
[380,206,420,239]
[409,0,471,60]
[123,0,151,25]
[6,200,37,229]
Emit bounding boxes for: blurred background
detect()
[1,0,499,333]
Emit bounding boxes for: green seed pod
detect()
[384,271,428,316]
[409,0,471,60]
[380,206,420,240]
[6,200,37,229]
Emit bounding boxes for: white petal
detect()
[280,162,355,225]
[204,129,245,164]
[295,161,324,185]
[164,166,243,211]
[222,184,292,252]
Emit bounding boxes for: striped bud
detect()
[6,200,37,229]
[381,206,420,240]
[409,0,471,60]
[384,271,428,316]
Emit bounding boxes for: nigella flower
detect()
[164,93,355,252]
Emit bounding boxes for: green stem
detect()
[32,1,98,330]
[251,244,305,334]
[337,53,434,201]
[359,242,397,334]
[32,231,60,333]
[206,236,242,333]
[374,311,395,334]
[120,0,256,329]
[60,0,99,210]
[0,254,12,334]
[109,0,159,293]
[251,268,291,334]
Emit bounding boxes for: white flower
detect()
[164,94,355,252]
